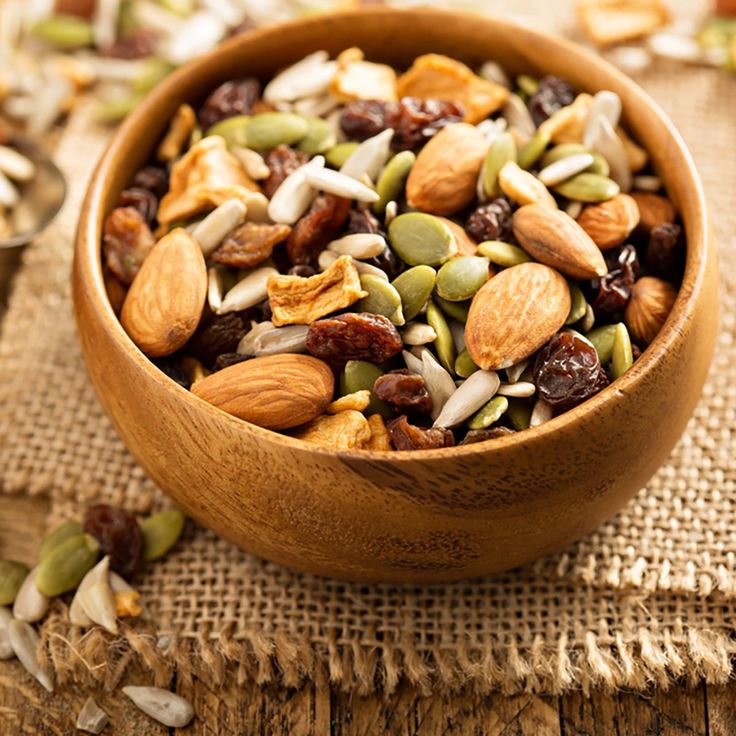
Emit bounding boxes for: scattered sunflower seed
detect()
[417,348,457,421]
[339,128,394,182]
[505,359,529,384]
[0,607,14,660]
[12,567,50,624]
[253,324,310,356]
[76,696,109,735]
[231,146,270,180]
[237,321,274,357]
[7,619,53,693]
[207,267,223,312]
[632,175,662,192]
[122,686,194,728]
[0,145,35,182]
[263,51,336,104]
[583,114,631,192]
[385,200,398,226]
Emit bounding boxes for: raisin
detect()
[131,165,169,199]
[83,504,144,580]
[591,244,638,318]
[211,222,292,268]
[631,343,642,362]
[263,145,310,198]
[260,299,272,322]
[366,246,405,281]
[533,332,609,412]
[646,223,683,278]
[287,264,316,277]
[387,415,455,451]
[286,194,351,265]
[153,355,190,389]
[306,312,403,364]
[344,209,383,236]
[460,427,515,444]
[465,199,513,243]
[186,312,249,367]
[213,352,249,371]
[198,78,261,129]
[102,206,155,285]
[339,99,390,141]
[118,187,158,226]
[102,28,157,59]
[528,75,576,127]
[374,370,432,414]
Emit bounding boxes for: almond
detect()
[512,204,608,279]
[465,263,571,370]
[405,123,488,216]
[191,354,334,430]
[630,191,676,234]
[120,228,206,358]
[577,193,640,250]
[624,275,676,345]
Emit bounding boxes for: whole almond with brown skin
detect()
[512,204,607,279]
[576,193,640,250]
[121,228,206,357]
[405,123,488,216]
[624,276,677,345]
[630,191,676,234]
[465,262,571,370]
[191,354,334,430]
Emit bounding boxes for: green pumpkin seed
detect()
[516,74,539,97]
[325,142,359,168]
[244,113,309,150]
[340,361,391,417]
[435,256,490,302]
[159,0,195,15]
[477,240,531,268]
[541,144,609,176]
[96,95,144,123]
[205,115,251,148]
[468,395,509,430]
[434,295,470,323]
[482,132,517,198]
[611,322,633,378]
[455,349,479,379]
[141,510,186,562]
[506,397,534,430]
[357,275,405,326]
[518,129,551,170]
[565,282,587,325]
[40,520,83,561]
[297,117,336,155]
[388,213,456,267]
[391,266,436,322]
[133,58,175,95]
[30,15,94,48]
[373,150,415,215]
[426,300,456,374]
[0,561,29,606]
[36,534,100,597]
[553,173,620,203]
[586,324,617,365]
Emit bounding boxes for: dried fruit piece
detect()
[140,509,186,562]
[592,244,638,318]
[292,410,373,450]
[307,312,403,364]
[0,561,29,606]
[374,370,432,414]
[211,222,291,268]
[102,206,155,285]
[465,199,513,243]
[132,165,169,199]
[117,188,158,227]
[198,78,261,129]
[36,533,100,596]
[577,0,669,46]
[624,275,676,345]
[365,414,392,450]
[631,191,676,234]
[538,93,593,145]
[461,427,515,444]
[326,390,371,414]
[528,75,576,127]
[576,193,640,249]
[263,145,310,198]
[286,193,351,265]
[157,103,196,162]
[123,686,194,728]
[186,312,249,368]
[387,415,455,451]
[330,47,398,102]
[646,222,683,276]
[84,505,143,579]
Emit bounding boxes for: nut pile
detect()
[104,49,683,451]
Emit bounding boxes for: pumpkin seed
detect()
[244,113,309,150]
[340,360,390,418]
[455,349,479,378]
[541,144,610,176]
[31,15,94,48]
[13,567,50,624]
[388,213,456,267]
[36,533,100,597]
[426,300,456,374]
[205,115,251,148]
[357,275,405,326]
[433,295,470,323]
[518,128,551,170]
[373,150,415,215]
[497,381,536,398]
[391,265,436,322]
[40,520,83,561]
[141,509,186,562]
[565,282,587,325]
[538,153,595,186]
[7,619,53,693]
[516,74,539,97]
[434,369,500,428]
[95,94,144,123]
[0,561,29,606]
[133,58,176,95]
[530,397,554,427]
[611,322,633,378]
[506,397,533,430]
[123,686,194,728]
[76,697,109,735]
[435,256,490,302]
[325,142,359,168]
[553,172,620,202]
[477,240,531,268]
[297,116,336,155]
[468,395,509,430]
[481,131,517,198]
[402,322,437,346]
[586,324,617,365]
[0,607,13,660]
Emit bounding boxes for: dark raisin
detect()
[118,187,158,226]
[102,28,157,59]
[365,247,405,281]
[153,355,190,389]
[306,312,403,365]
[288,264,316,277]
[387,415,455,451]
[374,370,432,414]
[186,312,249,367]
[213,353,249,371]
[533,332,609,412]
[102,206,155,285]
[631,343,642,362]
[591,245,638,318]
[344,209,383,236]
[131,166,169,199]
[263,145,310,198]
[460,427,515,444]
[286,194,351,265]
[83,505,144,580]
[528,75,576,127]
[211,222,292,268]
[260,299,272,322]
[646,223,683,278]
[465,199,513,243]
[339,99,391,141]
[198,78,261,129]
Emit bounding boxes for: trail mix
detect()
[104,49,684,451]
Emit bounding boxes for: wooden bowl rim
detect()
[75,6,710,461]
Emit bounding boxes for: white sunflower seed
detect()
[305,166,379,203]
[263,51,337,104]
[202,0,245,26]
[162,11,226,66]
[632,175,662,192]
[433,369,500,428]
[327,233,386,259]
[339,128,394,182]
[92,0,120,50]
[538,153,595,186]
[352,259,389,281]
[647,32,703,63]
[478,60,511,87]
[27,74,72,137]
[70,556,111,628]
[402,349,423,374]
[0,145,35,182]
[604,46,652,74]
[217,267,277,315]
[122,686,194,728]
[449,320,466,353]
[497,381,536,398]
[191,199,247,256]
[253,325,309,356]
[237,321,274,356]
[79,580,118,635]
[12,567,50,624]
[502,93,535,138]
[565,200,584,219]
[132,0,184,37]
[325,108,347,143]
[586,91,621,133]
[7,619,53,692]
[530,397,554,427]
[580,303,595,333]
[0,171,19,208]
[76,696,109,735]
[476,117,508,143]
[207,267,223,312]
[505,359,529,384]
[293,93,339,118]
[417,348,457,420]
[584,115,631,192]
[241,191,271,223]
[402,322,437,346]
[317,249,339,271]
[0,607,14,660]
[267,156,324,225]
[231,147,270,180]
[384,200,398,226]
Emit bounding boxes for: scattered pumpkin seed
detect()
[7,619,53,692]
[373,150,415,215]
[122,686,194,728]
[388,212,457,267]
[297,116,336,155]
[518,128,551,170]
[40,519,83,561]
[141,509,186,562]
[435,256,490,302]
[481,131,517,198]
[35,533,100,597]
[204,115,251,148]
[340,361,391,418]
[357,275,405,326]
[325,142,359,168]
[506,397,534,430]
[541,144,610,176]
[30,15,94,48]
[477,240,531,268]
[244,113,309,150]
[426,300,456,374]
[76,697,109,735]
[565,282,587,325]
[433,295,470,323]
[553,172,620,202]
[12,567,50,624]
[586,324,617,365]
[455,349,479,378]
[0,561,29,606]
[468,395,509,430]
[611,322,633,378]
[391,265,436,322]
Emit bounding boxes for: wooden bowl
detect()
[72,7,717,583]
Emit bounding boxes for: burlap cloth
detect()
[1,0,735,696]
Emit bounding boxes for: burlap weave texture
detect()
[0,0,734,695]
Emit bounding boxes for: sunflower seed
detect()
[478,60,511,87]
[327,233,386,259]
[231,146,270,180]
[217,267,278,315]
[0,171,19,208]
[0,145,35,182]
[76,696,109,735]
[586,91,621,133]
[207,267,223,312]
[122,686,194,728]
[12,567,50,624]
[419,348,457,420]
[191,199,247,256]
[449,320,466,352]
[237,320,274,356]
[647,32,703,63]
[92,0,120,49]
[253,324,310,356]
[241,191,271,224]
[162,11,226,65]
[505,359,529,384]
[317,249,339,271]
[0,607,13,660]
[583,115,631,192]
[433,369,500,428]
[529,397,554,427]
[402,349,423,374]
[565,200,584,219]
[268,155,324,225]
[385,200,398,226]
[263,51,337,104]
[402,322,437,346]
[497,381,536,398]
[604,46,653,74]
[502,93,535,138]
[538,153,595,186]
[306,166,379,203]
[632,175,662,192]
[580,302,595,333]
[476,117,508,143]
[340,128,394,182]
[7,619,53,692]
[79,580,118,635]
[293,93,339,118]
[70,556,110,628]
